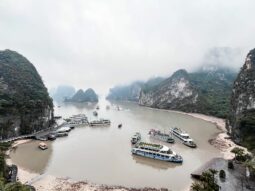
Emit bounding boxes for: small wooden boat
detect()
[57,126,71,133]
[38,142,48,150]
[131,132,141,144]
[93,111,98,116]
[56,132,68,137]
[48,134,56,141]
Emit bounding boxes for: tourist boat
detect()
[65,114,89,126]
[57,126,71,133]
[48,133,56,141]
[170,127,197,148]
[38,142,48,150]
[131,132,141,144]
[131,142,183,163]
[70,126,75,130]
[35,136,48,141]
[56,132,68,137]
[149,129,175,143]
[93,111,98,116]
[89,119,111,126]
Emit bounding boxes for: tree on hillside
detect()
[231,147,245,160]
[191,169,220,191]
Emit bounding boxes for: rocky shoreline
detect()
[6,110,250,191]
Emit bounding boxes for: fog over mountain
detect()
[0,0,254,94]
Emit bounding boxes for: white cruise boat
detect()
[170,127,197,148]
[149,129,175,143]
[89,119,111,126]
[65,114,89,126]
[132,142,183,163]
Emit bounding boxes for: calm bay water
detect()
[10,99,222,190]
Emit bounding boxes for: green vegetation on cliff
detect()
[189,69,236,118]
[107,77,164,102]
[227,48,255,152]
[139,68,237,118]
[0,50,54,138]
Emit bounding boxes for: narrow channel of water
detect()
[10,99,222,190]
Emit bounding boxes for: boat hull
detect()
[132,149,183,163]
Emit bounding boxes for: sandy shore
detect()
[184,112,250,160]
[6,111,250,191]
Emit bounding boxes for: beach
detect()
[186,112,250,160]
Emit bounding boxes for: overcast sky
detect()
[0,0,255,94]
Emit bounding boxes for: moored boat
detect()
[65,114,89,126]
[131,142,183,163]
[93,111,98,116]
[170,127,197,148]
[57,126,71,133]
[131,132,141,144]
[56,132,68,137]
[89,119,111,126]
[38,142,48,150]
[48,133,56,141]
[149,129,175,143]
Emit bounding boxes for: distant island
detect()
[49,85,76,102]
[65,88,98,103]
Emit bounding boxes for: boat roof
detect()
[184,138,194,142]
[58,127,70,131]
[180,133,190,136]
[160,145,170,152]
[172,128,189,136]
[138,142,162,149]
[39,142,47,146]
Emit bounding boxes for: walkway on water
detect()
[0,122,67,143]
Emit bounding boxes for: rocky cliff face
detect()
[0,50,54,139]
[50,85,75,102]
[139,68,236,117]
[107,77,164,102]
[106,81,144,102]
[139,70,199,111]
[227,48,255,150]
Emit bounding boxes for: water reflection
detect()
[132,155,181,170]
[10,141,53,173]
